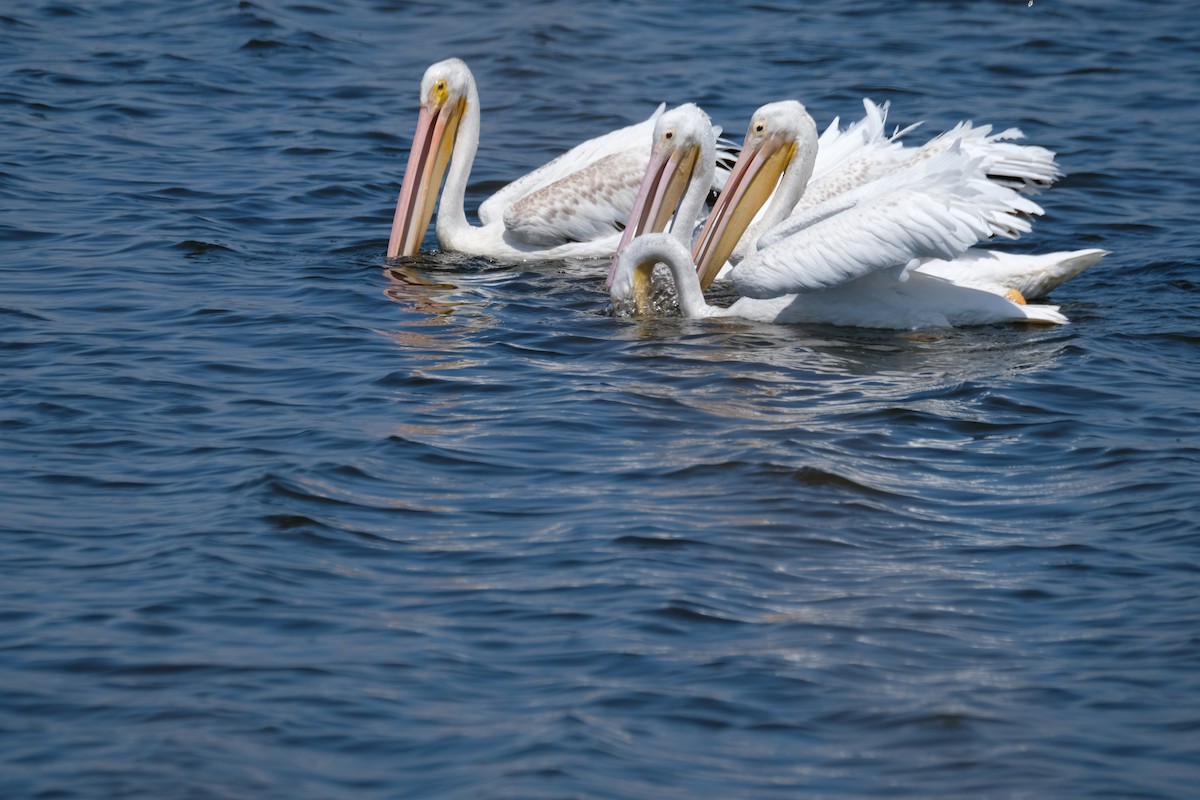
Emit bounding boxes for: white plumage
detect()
[611,235,1066,328]
[916,247,1109,301]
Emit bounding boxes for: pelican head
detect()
[386,58,474,259]
[609,237,658,316]
[605,103,715,286]
[691,100,818,290]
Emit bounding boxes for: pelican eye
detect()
[664,130,674,140]
[755,123,765,133]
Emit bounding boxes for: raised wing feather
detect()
[812,99,905,179]
[888,121,1062,194]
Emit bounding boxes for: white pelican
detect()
[386,58,733,262]
[692,101,1103,299]
[609,103,1068,329]
[700,101,1078,290]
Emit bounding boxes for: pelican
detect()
[692,101,1103,299]
[609,102,1068,329]
[700,101,1086,292]
[387,58,733,262]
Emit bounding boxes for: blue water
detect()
[3,1,1200,797]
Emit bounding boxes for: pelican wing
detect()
[477,104,665,228]
[895,121,1062,194]
[811,99,909,181]
[733,151,1043,299]
[501,150,647,246]
[971,128,1061,193]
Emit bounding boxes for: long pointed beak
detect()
[605,143,699,287]
[691,134,795,291]
[386,97,464,260]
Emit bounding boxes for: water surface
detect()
[2,1,1199,797]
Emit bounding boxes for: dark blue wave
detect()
[2,0,1199,797]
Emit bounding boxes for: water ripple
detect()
[3,0,1200,798]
